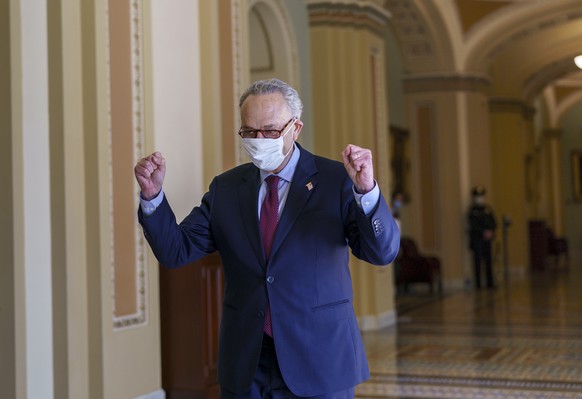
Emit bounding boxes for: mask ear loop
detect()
[282,117,297,138]
[281,117,298,158]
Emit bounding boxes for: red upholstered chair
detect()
[395,237,442,294]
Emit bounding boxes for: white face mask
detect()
[241,121,295,171]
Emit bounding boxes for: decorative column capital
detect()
[307,0,391,37]
[403,74,490,94]
[489,98,536,121]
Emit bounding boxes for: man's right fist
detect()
[134,151,166,200]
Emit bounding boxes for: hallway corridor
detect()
[357,261,582,398]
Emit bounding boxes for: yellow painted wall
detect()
[489,103,530,270]
[0,0,15,397]
[310,21,395,327]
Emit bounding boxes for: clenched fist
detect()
[341,144,374,194]
[134,152,166,200]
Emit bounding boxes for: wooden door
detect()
[159,252,223,399]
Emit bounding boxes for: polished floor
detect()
[357,258,582,398]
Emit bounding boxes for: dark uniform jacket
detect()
[468,204,496,250]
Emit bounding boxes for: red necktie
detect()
[260,175,280,336]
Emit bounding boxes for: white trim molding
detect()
[135,389,165,399]
[358,310,397,331]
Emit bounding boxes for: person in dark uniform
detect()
[468,186,497,289]
[391,192,404,232]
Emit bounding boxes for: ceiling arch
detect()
[486,20,582,98]
[387,0,582,117]
[246,0,300,85]
[523,58,581,102]
[456,0,582,121]
[464,0,582,74]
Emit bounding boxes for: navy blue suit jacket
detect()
[139,145,400,396]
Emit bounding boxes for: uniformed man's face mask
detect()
[474,195,485,205]
[392,199,403,210]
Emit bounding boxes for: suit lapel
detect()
[270,147,318,260]
[238,167,266,266]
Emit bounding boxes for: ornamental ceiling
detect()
[385,0,582,122]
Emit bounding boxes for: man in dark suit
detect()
[135,78,400,398]
[468,185,497,289]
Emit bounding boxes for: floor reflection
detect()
[357,262,582,398]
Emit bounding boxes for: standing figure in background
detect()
[468,186,497,289]
[391,192,404,233]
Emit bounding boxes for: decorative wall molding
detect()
[307,0,391,37]
[106,0,148,331]
[489,98,536,120]
[385,0,432,58]
[403,74,490,93]
[129,0,148,327]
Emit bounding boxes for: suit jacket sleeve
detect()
[342,174,400,266]
[138,178,218,268]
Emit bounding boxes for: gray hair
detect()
[239,78,303,118]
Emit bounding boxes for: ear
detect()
[292,119,303,140]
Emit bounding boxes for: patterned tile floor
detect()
[357,260,582,398]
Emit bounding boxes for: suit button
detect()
[266,276,275,284]
[258,311,265,318]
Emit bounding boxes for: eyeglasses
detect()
[238,118,295,139]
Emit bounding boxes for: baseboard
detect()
[135,388,165,399]
[445,278,466,291]
[570,249,582,263]
[358,310,396,331]
[164,386,220,399]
